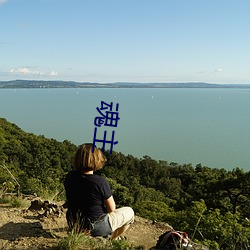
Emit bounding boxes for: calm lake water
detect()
[0,88,250,171]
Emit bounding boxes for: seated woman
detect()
[64,143,134,239]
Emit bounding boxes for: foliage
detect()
[10,195,30,208]
[0,117,77,196]
[57,230,94,250]
[1,117,250,248]
[106,178,134,206]
[0,195,12,204]
[133,201,173,222]
[165,200,250,249]
[57,229,143,250]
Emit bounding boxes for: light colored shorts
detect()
[107,206,134,232]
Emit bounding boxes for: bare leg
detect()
[111,224,131,239]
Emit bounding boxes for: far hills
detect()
[1,80,250,88]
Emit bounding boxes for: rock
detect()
[28,199,63,217]
[28,199,44,210]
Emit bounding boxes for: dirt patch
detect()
[0,202,172,249]
[0,205,63,249]
[124,216,173,249]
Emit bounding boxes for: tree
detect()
[220,168,250,216]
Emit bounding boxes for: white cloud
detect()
[50,70,58,76]
[198,68,224,75]
[214,68,223,73]
[10,68,32,75]
[9,67,58,77]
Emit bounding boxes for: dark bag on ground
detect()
[155,230,193,250]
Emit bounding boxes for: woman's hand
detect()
[104,195,116,213]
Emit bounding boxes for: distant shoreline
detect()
[1,80,250,89]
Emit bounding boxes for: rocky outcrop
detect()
[28,199,65,217]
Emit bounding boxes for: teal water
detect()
[0,88,250,170]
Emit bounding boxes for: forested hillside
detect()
[0,118,77,196]
[0,117,249,249]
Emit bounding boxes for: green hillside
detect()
[0,117,77,196]
[0,117,250,249]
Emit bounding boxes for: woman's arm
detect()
[104,195,116,213]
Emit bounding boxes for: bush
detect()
[133,201,173,222]
[10,196,29,208]
[0,195,12,204]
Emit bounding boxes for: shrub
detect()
[133,201,173,222]
[10,196,29,208]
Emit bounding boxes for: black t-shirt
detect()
[64,170,112,219]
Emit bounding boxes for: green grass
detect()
[0,196,11,204]
[56,230,145,250]
[0,194,29,208]
[57,230,94,250]
[10,196,30,208]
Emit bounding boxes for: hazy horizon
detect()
[1,79,250,86]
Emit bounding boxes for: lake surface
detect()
[0,88,250,171]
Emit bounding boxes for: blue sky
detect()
[1,0,250,84]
